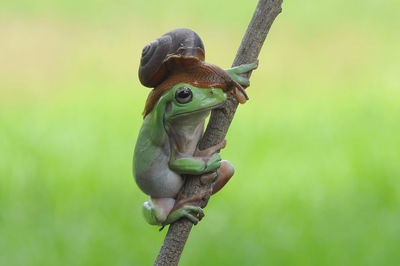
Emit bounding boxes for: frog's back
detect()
[133,123,184,198]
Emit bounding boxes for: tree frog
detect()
[133,63,257,226]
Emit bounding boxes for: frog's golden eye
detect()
[175,86,193,104]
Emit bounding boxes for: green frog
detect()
[133,28,257,226]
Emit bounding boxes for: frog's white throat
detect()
[164,109,210,155]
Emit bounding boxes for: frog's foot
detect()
[194,139,226,173]
[163,204,204,226]
[225,61,258,87]
[143,197,205,226]
[194,139,226,158]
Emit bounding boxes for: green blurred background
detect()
[1,0,399,265]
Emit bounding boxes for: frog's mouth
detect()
[170,102,224,118]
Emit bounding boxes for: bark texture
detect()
[154,1,283,265]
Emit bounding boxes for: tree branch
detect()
[154,1,283,265]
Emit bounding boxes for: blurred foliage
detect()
[1,0,400,265]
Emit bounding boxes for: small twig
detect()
[154,1,283,265]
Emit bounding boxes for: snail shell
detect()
[139,28,205,88]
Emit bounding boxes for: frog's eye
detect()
[175,86,193,104]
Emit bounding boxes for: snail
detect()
[138,28,250,117]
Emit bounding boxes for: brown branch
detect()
[154,1,283,265]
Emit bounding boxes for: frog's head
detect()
[164,83,226,121]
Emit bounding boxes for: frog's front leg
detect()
[194,140,235,194]
[225,61,258,87]
[143,197,204,226]
[169,149,222,175]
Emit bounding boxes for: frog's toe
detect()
[193,206,205,220]
[182,206,204,224]
[228,61,258,74]
[245,61,259,71]
[205,153,222,172]
[239,61,259,73]
[234,75,250,87]
[183,212,200,225]
[163,205,205,225]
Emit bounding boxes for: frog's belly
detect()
[135,157,183,198]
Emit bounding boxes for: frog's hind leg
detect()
[143,197,204,226]
[200,160,235,194]
[143,198,175,225]
[211,160,234,194]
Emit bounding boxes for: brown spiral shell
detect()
[138,28,205,88]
